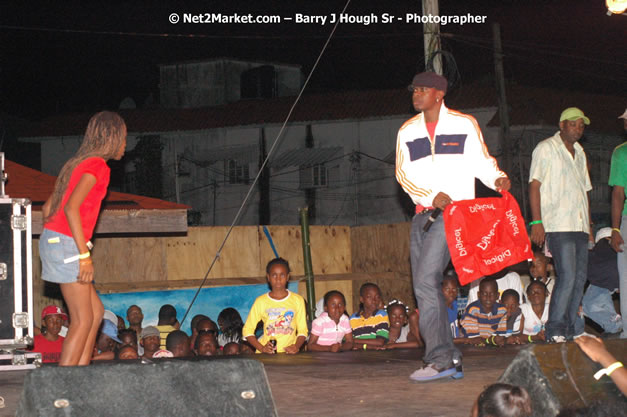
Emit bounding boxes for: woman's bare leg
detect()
[59,282,102,366]
[78,284,103,365]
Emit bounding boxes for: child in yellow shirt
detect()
[243,258,308,354]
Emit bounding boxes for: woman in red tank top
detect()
[40,111,126,366]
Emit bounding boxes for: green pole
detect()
[299,207,316,322]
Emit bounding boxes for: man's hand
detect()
[611,229,624,253]
[432,192,453,210]
[530,223,545,247]
[495,177,511,192]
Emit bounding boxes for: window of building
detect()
[313,164,327,187]
[300,164,328,189]
[226,160,250,184]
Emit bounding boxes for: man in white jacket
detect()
[396,72,510,382]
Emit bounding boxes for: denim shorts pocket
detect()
[40,229,79,284]
[40,231,64,263]
[60,235,79,263]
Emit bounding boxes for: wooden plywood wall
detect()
[259,226,351,276]
[31,223,412,319]
[165,227,262,280]
[94,236,167,283]
[351,223,411,274]
[32,225,352,290]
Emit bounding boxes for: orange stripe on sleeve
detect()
[395,144,430,197]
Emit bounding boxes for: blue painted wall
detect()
[100,282,299,335]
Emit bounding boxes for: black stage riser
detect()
[17,358,278,417]
[498,340,626,417]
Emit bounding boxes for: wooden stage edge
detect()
[1,342,625,417]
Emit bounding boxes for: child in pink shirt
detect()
[308,291,354,352]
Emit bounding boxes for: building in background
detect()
[19,59,625,227]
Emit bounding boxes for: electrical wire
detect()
[0,24,419,40]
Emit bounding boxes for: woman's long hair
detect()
[45,111,126,223]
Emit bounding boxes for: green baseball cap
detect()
[559,107,590,125]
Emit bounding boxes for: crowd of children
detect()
[33,238,625,367]
[27,250,626,416]
[30,242,622,363]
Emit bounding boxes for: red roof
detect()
[19,84,624,138]
[3,159,189,211]
[20,87,496,138]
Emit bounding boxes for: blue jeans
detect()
[582,284,622,334]
[410,211,461,369]
[619,215,627,338]
[545,232,588,339]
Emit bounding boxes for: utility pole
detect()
[304,125,316,221]
[422,0,442,74]
[492,23,511,175]
[258,127,271,224]
[212,178,217,226]
[173,138,181,204]
[349,151,361,226]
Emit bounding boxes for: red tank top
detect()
[45,157,110,241]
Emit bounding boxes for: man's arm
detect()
[588,193,594,245]
[611,185,625,253]
[465,116,509,191]
[528,179,545,247]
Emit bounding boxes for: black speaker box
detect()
[17,357,278,417]
[498,340,626,417]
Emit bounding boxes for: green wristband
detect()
[529,220,542,226]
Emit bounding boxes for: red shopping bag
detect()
[443,191,532,285]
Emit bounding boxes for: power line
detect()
[179,0,354,326]
[0,24,418,40]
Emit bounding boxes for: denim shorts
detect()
[39,228,80,284]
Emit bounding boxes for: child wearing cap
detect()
[140,326,161,359]
[31,305,67,363]
[92,312,122,361]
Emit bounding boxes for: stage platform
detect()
[260,345,526,417]
[0,344,535,417]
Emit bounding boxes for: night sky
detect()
[1,0,626,121]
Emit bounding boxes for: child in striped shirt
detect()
[460,278,507,346]
[308,290,353,352]
[350,283,390,350]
